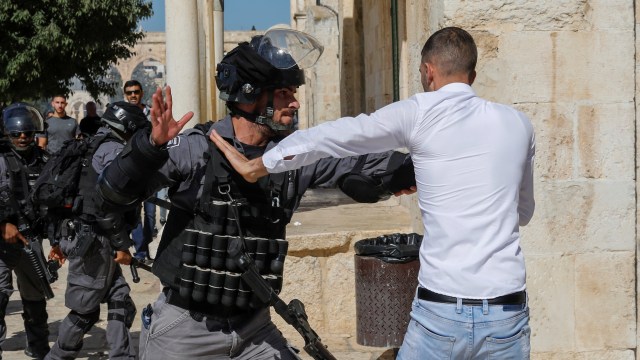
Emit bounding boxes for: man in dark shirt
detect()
[78,101,102,138]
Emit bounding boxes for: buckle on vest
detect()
[218,184,230,195]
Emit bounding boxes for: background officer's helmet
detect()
[1,103,44,151]
[101,101,149,135]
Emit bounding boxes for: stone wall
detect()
[293,0,638,358]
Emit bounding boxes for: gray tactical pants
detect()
[46,235,136,360]
[0,246,50,359]
[139,291,301,360]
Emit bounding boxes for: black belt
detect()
[417,287,526,306]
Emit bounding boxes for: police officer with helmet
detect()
[0,103,52,359]
[97,29,415,359]
[45,102,147,360]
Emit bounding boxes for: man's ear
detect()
[425,63,434,79]
[425,62,437,90]
[468,70,477,85]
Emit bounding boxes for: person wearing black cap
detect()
[96,29,415,359]
[0,103,52,359]
[45,101,148,360]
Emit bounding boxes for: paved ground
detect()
[1,191,408,359]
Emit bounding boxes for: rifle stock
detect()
[22,239,57,300]
[17,215,59,300]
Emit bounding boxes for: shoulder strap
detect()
[198,141,225,216]
[4,152,30,205]
[76,133,123,218]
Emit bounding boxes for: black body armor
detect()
[0,145,47,229]
[153,142,296,312]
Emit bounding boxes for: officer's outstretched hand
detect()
[49,245,66,265]
[150,86,194,147]
[209,130,269,183]
[114,249,133,266]
[0,221,28,246]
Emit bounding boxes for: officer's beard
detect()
[248,121,276,141]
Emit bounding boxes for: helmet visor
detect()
[256,29,324,69]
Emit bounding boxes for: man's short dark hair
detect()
[421,27,477,77]
[123,80,142,91]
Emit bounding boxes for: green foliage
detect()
[0,0,153,104]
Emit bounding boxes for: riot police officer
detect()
[97,29,414,359]
[0,103,51,359]
[45,102,146,360]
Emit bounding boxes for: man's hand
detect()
[0,222,28,246]
[150,86,194,146]
[394,186,417,197]
[49,245,66,265]
[114,250,133,266]
[209,130,269,183]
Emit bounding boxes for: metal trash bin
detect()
[354,233,422,348]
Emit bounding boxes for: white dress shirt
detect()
[263,83,535,298]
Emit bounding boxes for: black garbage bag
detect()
[354,233,423,263]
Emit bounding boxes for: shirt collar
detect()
[438,82,476,94]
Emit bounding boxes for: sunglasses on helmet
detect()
[8,131,35,138]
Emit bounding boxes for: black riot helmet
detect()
[215,28,323,131]
[1,103,44,152]
[1,103,45,136]
[101,101,149,136]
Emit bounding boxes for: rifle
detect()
[227,200,337,360]
[16,215,60,300]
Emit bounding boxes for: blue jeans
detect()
[397,292,530,360]
[132,200,157,258]
[157,187,168,221]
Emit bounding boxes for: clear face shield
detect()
[249,29,324,132]
[253,29,324,70]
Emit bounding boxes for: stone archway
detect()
[115,32,166,84]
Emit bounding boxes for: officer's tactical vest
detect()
[2,146,47,220]
[153,140,296,311]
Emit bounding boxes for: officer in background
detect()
[97,29,415,359]
[0,104,52,359]
[45,102,147,360]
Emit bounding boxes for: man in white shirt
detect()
[209,27,535,359]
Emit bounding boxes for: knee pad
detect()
[68,309,99,333]
[108,295,137,328]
